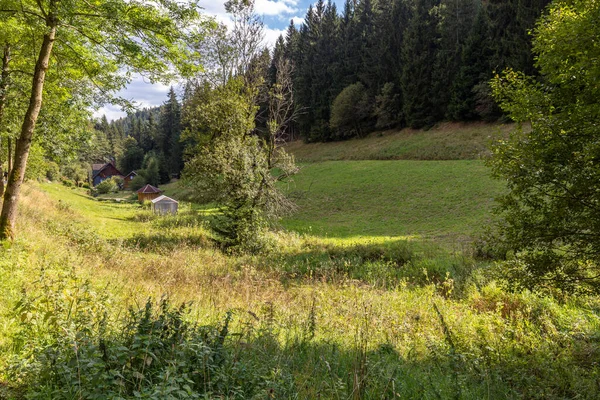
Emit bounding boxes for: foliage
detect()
[7,271,249,399]
[489,0,600,294]
[374,82,401,130]
[118,137,144,175]
[96,178,119,194]
[61,163,88,187]
[23,143,50,181]
[329,82,371,139]
[283,0,549,141]
[44,161,60,181]
[158,87,183,177]
[184,79,296,252]
[129,174,148,192]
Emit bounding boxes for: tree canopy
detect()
[490,0,600,294]
[0,0,209,239]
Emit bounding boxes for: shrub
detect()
[110,175,124,189]
[60,178,74,187]
[5,271,275,399]
[130,174,148,191]
[330,82,371,139]
[45,162,60,181]
[95,179,117,194]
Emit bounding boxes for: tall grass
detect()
[1,183,600,399]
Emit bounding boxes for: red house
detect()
[91,162,124,186]
[123,171,137,189]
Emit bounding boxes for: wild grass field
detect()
[1,123,599,399]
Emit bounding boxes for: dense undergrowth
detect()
[1,184,600,399]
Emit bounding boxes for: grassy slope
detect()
[282,160,504,240]
[42,184,144,239]
[285,122,519,162]
[1,183,599,399]
[3,123,600,398]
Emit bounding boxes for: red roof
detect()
[137,184,161,194]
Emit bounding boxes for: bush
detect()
[330,82,371,139]
[130,174,148,191]
[5,272,275,399]
[95,179,117,194]
[60,178,74,187]
[110,175,124,189]
[45,162,60,181]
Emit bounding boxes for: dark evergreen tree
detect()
[400,0,440,129]
[447,4,494,120]
[158,87,182,177]
[119,137,144,174]
[430,0,478,119]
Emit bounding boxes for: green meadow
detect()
[1,124,600,399]
[282,160,504,240]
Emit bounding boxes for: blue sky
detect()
[98,0,341,120]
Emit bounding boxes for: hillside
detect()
[282,160,503,240]
[285,122,518,163]
[1,182,600,399]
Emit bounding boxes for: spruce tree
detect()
[447,3,493,120]
[400,0,441,129]
[158,87,182,178]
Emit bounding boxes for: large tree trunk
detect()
[0,23,56,240]
[7,137,11,175]
[0,43,12,197]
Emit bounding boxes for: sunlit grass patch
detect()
[281,160,505,240]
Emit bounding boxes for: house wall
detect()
[93,164,124,187]
[152,202,178,215]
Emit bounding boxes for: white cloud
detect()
[201,0,298,20]
[264,27,286,47]
[291,16,304,26]
[94,75,175,121]
[255,0,297,16]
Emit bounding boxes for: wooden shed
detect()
[151,195,179,215]
[137,184,162,203]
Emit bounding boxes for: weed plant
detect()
[2,183,600,399]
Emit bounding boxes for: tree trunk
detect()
[7,137,11,176]
[0,22,56,240]
[0,43,11,197]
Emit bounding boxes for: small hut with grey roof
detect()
[137,184,162,203]
[151,195,179,215]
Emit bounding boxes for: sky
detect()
[97,0,338,121]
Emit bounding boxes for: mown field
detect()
[281,160,504,240]
[285,122,520,162]
[1,123,600,399]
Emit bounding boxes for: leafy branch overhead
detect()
[490,0,600,294]
[0,0,210,239]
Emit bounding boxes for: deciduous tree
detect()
[490,0,600,294]
[0,0,206,239]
